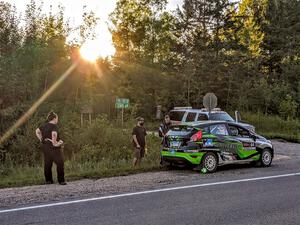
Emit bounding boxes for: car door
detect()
[228,124,257,159]
[208,123,239,161]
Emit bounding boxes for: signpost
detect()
[115,98,130,127]
[203,93,218,118]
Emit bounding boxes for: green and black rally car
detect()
[161,121,274,173]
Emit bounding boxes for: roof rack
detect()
[200,108,222,112]
[173,106,193,110]
[213,108,222,111]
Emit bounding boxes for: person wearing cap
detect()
[35,112,66,185]
[132,117,147,168]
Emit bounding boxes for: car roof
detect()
[178,120,227,127]
[170,109,227,114]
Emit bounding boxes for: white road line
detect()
[1,172,300,214]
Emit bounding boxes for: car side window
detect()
[229,125,250,138]
[169,111,185,121]
[197,113,208,121]
[238,127,251,138]
[186,112,197,122]
[210,124,229,136]
[229,126,239,136]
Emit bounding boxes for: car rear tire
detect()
[200,152,218,173]
[259,148,273,167]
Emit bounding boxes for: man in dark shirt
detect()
[132,117,147,168]
[35,112,66,185]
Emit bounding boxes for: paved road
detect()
[0,140,299,225]
[1,174,300,225]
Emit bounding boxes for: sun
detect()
[80,38,116,62]
[79,20,116,62]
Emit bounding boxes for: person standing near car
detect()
[35,112,66,185]
[132,117,147,168]
[159,114,172,145]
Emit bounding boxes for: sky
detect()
[4,0,183,27]
[4,0,183,57]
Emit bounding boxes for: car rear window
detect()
[209,113,234,121]
[186,112,197,122]
[171,125,194,132]
[169,111,185,121]
[168,125,194,136]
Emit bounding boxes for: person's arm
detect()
[51,131,63,147]
[52,131,59,146]
[35,128,42,142]
[159,125,165,137]
[144,129,148,154]
[132,135,140,148]
[144,135,148,154]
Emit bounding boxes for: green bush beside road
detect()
[0,116,162,188]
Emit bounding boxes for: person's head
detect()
[164,114,170,124]
[136,117,145,126]
[47,111,58,124]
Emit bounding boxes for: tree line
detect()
[0,0,299,156]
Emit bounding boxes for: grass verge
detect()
[1,112,299,189]
[0,160,163,189]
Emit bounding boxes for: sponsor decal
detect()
[201,168,208,174]
[203,139,213,147]
[242,142,256,150]
[216,142,238,153]
[170,141,181,148]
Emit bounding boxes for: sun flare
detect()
[80,37,115,62]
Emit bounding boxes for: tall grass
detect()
[0,117,162,188]
[242,112,300,142]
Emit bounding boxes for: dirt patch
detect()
[0,171,190,208]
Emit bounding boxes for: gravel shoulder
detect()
[1,140,299,209]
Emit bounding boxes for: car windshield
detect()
[169,111,185,121]
[209,113,234,121]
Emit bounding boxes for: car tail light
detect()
[190,131,202,142]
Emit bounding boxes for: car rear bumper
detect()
[161,149,205,165]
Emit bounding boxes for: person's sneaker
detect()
[59,182,67,185]
[45,181,54,185]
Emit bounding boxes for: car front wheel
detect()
[201,152,218,173]
[259,148,273,167]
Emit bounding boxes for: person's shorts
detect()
[134,147,145,159]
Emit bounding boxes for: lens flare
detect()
[0,61,79,146]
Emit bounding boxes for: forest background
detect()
[0,0,299,187]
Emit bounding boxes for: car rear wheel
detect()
[201,152,218,173]
[259,148,273,167]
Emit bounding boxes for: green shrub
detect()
[73,116,161,166]
[279,95,298,120]
[242,112,300,142]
